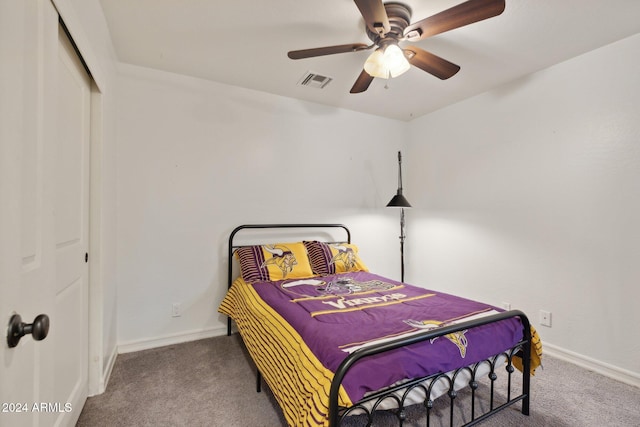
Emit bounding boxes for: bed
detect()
[219,224,541,426]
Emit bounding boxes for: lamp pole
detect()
[399,207,406,282]
[386,151,411,283]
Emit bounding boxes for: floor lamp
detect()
[386,151,411,282]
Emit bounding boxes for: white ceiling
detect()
[99,0,640,121]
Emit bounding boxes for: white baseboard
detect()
[117,326,228,354]
[544,342,640,388]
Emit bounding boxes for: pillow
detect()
[303,241,369,275]
[235,242,315,283]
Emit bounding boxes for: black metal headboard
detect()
[226,224,350,335]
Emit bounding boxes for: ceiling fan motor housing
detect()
[366,2,412,45]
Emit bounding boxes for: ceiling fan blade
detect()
[354,0,390,35]
[288,43,369,60]
[405,47,461,80]
[404,0,505,41]
[350,69,374,93]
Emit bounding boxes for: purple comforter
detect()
[251,271,523,402]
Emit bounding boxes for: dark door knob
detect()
[6,314,50,348]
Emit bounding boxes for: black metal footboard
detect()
[329,310,532,427]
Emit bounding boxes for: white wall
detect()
[115,65,407,349]
[406,34,640,381]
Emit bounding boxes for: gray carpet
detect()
[77,334,640,426]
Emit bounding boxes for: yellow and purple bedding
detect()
[219,270,537,426]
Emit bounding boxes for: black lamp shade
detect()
[387,192,412,208]
[387,151,411,208]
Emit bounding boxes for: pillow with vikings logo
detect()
[235,242,315,283]
[303,241,369,275]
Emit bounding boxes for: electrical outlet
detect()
[502,302,511,310]
[539,310,552,327]
[172,303,181,317]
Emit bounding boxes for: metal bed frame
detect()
[225,224,531,427]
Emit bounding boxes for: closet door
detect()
[0,2,90,426]
[52,17,92,427]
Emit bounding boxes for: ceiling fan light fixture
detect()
[364,43,410,79]
[363,48,386,78]
[384,44,411,77]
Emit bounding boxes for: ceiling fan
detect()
[287,0,506,93]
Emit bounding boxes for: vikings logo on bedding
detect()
[317,278,395,296]
[281,277,396,298]
[314,279,356,296]
[261,245,297,279]
[328,244,358,271]
[403,319,469,358]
